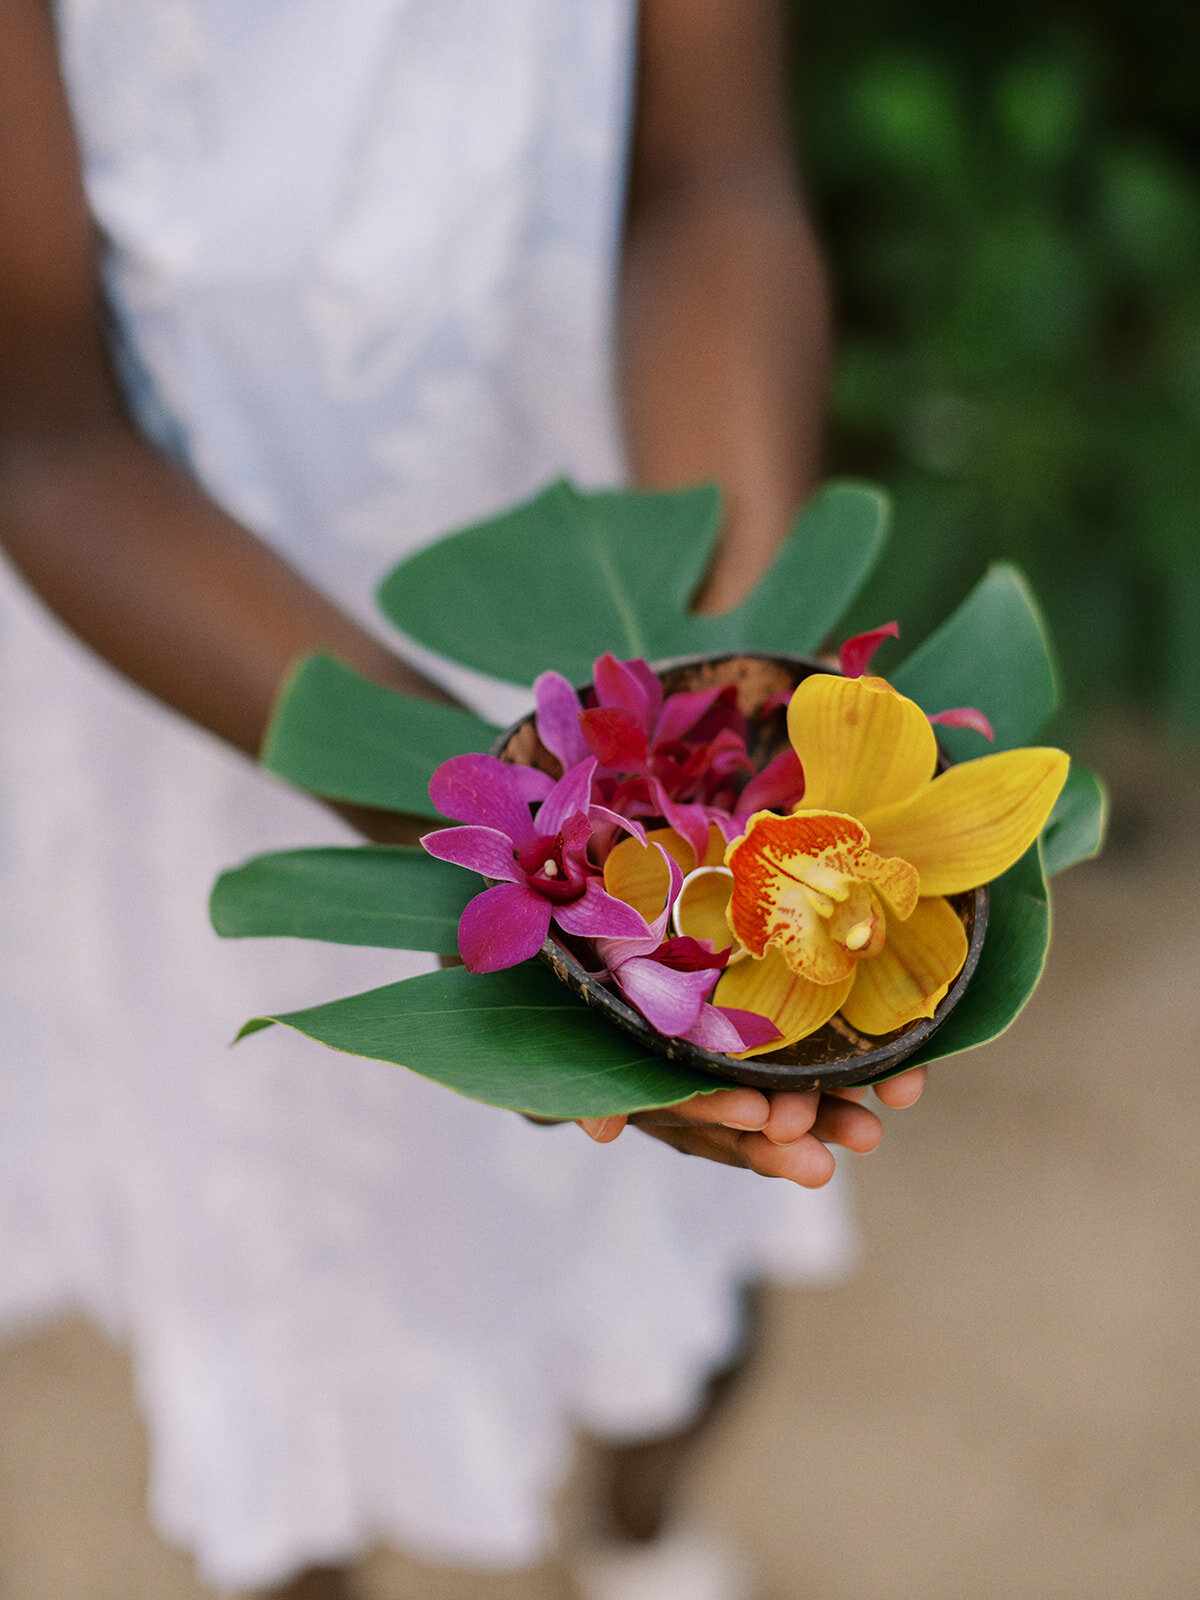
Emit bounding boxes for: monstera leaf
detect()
[377,478,890,686]
[217,478,1103,1114]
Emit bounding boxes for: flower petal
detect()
[649,779,714,864]
[615,955,718,1036]
[579,706,650,770]
[593,848,684,966]
[554,878,655,941]
[533,672,589,769]
[534,757,597,835]
[429,753,536,842]
[787,674,937,816]
[603,828,693,921]
[684,1006,782,1053]
[673,867,736,953]
[735,748,805,819]
[838,621,899,678]
[839,896,968,1035]
[928,706,994,741]
[594,652,659,729]
[653,686,728,746]
[861,747,1070,897]
[420,825,520,882]
[458,882,551,972]
[714,949,853,1056]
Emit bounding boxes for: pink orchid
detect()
[421,753,649,972]
[592,851,779,1054]
[534,654,755,861]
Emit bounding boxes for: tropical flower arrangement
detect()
[212,480,1106,1118]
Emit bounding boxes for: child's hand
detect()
[576,1067,926,1187]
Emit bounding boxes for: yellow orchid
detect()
[605,672,1069,1056]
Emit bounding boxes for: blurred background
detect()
[1,1,1197,1596]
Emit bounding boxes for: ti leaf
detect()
[1041,763,1108,877]
[263,654,500,817]
[377,478,889,686]
[890,564,1059,756]
[237,962,726,1118]
[211,846,475,952]
[869,843,1051,1081]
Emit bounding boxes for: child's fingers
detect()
[873,1066,927,1109]
[657,1086,774,1132]
[810,1094,882,1153]
[576,1114,628,1142]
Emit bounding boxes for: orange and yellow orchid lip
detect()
[600,671,1069,1058]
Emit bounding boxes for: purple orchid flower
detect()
[421,753,650,973]
[592,850,779,1054]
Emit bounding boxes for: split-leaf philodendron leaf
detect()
[226,478,1103,1114]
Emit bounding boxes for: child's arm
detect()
[621,0,832,612]
[0,0,447,777]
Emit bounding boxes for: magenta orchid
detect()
[421,753,650,972]
[534,653,769,860]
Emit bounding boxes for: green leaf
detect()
[238,962,726,1118]
[664,481,892,660]
[1041,763,1108,877]
[262,654,500,817]
[378,480,720,684]
[211,846,475,952]
[890,564,1059,756]
[377,478,889,685]
[869,843,1051,1081]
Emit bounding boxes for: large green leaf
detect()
[1041,763,1108,877]
[890,564,1059,756]
[238,962,726,1118]
[377,478,889,685]
[870,843,1051,1081]
[262,654,500,817]
[211,846,475,952]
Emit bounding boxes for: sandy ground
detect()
[1,722,1197,1600]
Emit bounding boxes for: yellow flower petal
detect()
[839,896,969,1035]
[603,827,692,920]
[715,948,854,1057]
[861,747,1069,897]
[725,810,918,984]
[788,673,938,816]
[674,867,738,953]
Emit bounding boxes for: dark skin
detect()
[1,3,925,1588]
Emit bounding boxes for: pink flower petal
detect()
[554,879,654,942]
[429,753,536,842]
[679,1004,780,1053]
[534,757,598,835]
[420,825,520,882]
[653,686,727,747]
[533,672,589,769]
[929,706,995,741]
[457,882,552,972]
[588,804,647,846]
[579,706,650,771]
[735,748,805,819]
[615,956,719,1036]
[839,621,900,679]
[594,652,657,729]
[650,779,714,863]
[509,765,556,804]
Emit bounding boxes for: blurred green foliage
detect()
[794,1,1200,733]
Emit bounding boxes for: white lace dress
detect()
[0,1,854,1587]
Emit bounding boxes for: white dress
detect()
[0,1,854,1588]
